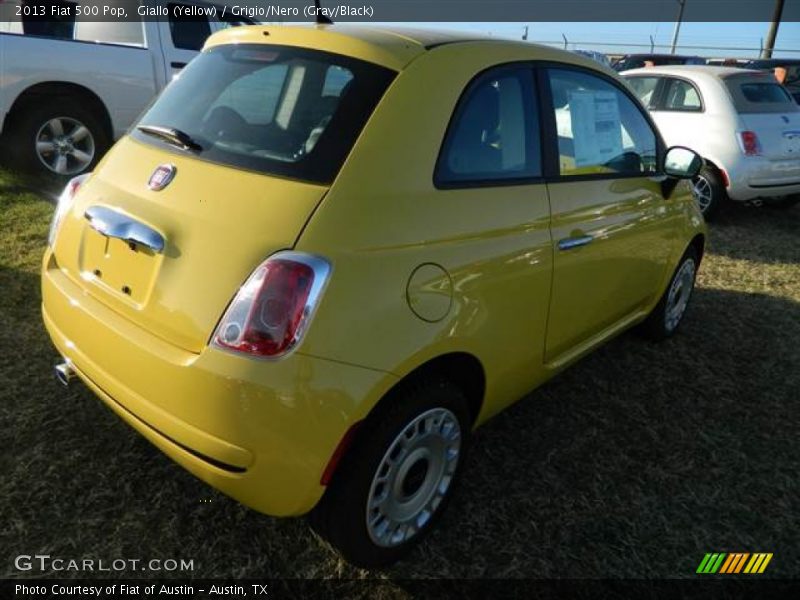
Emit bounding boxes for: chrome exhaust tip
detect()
[55,361,75,387]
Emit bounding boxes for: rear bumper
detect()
[42,253,396,517]
[725,156,800,201]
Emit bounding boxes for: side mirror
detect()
[663,146,703,179]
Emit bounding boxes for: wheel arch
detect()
[689,232,706,266]
[3,81,113,141]
[384,352,486,427]
[699,155,729,187]
[320,351,486,488]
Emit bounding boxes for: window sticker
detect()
[568,90,624,167]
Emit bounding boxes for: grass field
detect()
[1,167,798,589]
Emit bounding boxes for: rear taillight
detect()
[738,130,762,156]
[48,173,90,247]
[213,252,331,358]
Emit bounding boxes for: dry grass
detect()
[1,168,798,586]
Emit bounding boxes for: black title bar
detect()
[2,0,800,23]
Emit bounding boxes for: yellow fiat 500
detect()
[42,25,706,566]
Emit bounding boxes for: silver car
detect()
[623,65,800,218]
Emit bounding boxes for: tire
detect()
[691,166,726,221]
[763,194,800,209]
[640,246,699,341]
[7,98,110,178]
[309,377,472,568]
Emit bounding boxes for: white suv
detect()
[623,65,800,218]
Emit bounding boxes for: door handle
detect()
[557,235,594,251]
[171,61,187,69]
[85,206,165,253]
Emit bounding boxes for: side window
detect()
[663,78,703,111]
[19,0,76,39]
[322,66,354,97]
[436,67,540,185]
[73,22,146,47]
[626,76,661,109]
[168,3,211,51]
[548,68,658,177]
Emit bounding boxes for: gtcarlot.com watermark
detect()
[14,554,194,573]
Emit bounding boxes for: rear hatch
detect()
[50,42,395,353]
[52,140,328,353]
[724,72,800,160]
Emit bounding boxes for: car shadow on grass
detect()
[709,202,800,265]
[403,285,800,579]
[2,260,798,581]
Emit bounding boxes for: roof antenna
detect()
[314,0,334,25]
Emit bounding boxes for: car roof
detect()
[205,24,609,73]
[205,24,495,71]
[621,64,768,81]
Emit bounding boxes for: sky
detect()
[390,22,800,59]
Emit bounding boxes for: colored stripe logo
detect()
[696,552,773,574]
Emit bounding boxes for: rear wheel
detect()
[8,99,109,177]
[310,377,471,568]
[691,166,726,220]
[641,246,699,341]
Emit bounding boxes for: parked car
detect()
[0,0,254,176]
[623,65,800,218]
[573,49,612,68]
[742,59,800,104]
[612,53,705,72]
[43,25,707,567]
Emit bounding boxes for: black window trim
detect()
[433,60,669,190]
[538,61,667,184]
[433,62,546,190]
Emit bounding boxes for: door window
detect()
[436,67,541,185]
[663,78,703,111]
[626,76,661,109]
[168,2,211,51]
[548,68,658,177]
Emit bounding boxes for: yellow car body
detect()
[42,26,706,523]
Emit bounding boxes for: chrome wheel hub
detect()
[366,407,461,548]
[665,258,696,332]
[35,117,95,175]
[691,175,713,214]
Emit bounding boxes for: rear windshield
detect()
[725,76,798,114]
[132,44,396,184]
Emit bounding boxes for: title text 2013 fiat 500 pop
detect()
[42,25,707,567]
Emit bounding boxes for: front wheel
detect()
[310,378,471,568]
[641,247,699,341]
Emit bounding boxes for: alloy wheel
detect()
[691,175,713,215]
[35,117,95,175]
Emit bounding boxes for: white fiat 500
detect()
[623,65,800,218]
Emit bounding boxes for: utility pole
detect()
[762,0,785,59]
[670,0,687,54]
